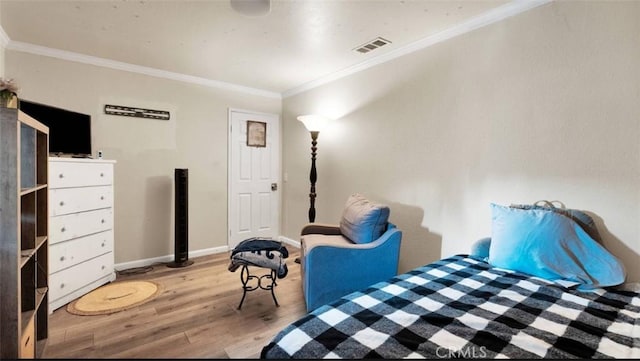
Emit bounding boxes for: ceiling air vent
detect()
[353,37,392,54]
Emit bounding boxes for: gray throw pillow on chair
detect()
[339,193,390,244]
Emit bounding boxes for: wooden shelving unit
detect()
[1,107,49,358]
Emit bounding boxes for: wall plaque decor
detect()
[247,120,267,147]
[104,104,170,120]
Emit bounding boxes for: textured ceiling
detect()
[1,0,512,95]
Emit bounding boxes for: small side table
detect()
[237,263,279,310]
[228,238,289,310]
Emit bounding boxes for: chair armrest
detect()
[301,223,342,236]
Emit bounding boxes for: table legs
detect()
[237,264,279,310]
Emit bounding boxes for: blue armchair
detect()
[300,194,402,311]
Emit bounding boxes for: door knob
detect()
[271,183,278,191]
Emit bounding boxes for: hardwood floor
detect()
[43,249,306,359]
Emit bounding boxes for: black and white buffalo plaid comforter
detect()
[261,255,639,359]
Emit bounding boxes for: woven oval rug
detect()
[67,280,161,316]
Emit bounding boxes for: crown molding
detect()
[3,0,550,100]
[0,25,9,48]
[282,0,553,98]
[6,40,282,99]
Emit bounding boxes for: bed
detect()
[261,254,639,359]
[261,202,639,359]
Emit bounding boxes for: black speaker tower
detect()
[167,168,194,268]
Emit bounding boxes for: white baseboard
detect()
[278,236,300,249]
[114,245,229,272]
[115,238,300,272]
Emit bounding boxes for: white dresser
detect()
[48,157,117,312]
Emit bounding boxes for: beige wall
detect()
[0,44,4,77]
[6,52,281,264]
[4,1,639,284]
[0,4,4,77]
[0,45,4,77]
[282,1,640,282]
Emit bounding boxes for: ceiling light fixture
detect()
[230,0,271,17]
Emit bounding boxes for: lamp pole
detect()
[298,114,329,224]
[308,131,319,223]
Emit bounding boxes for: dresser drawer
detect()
[49,230,113,273]
[49,161,113,188]
[49,252,114,303]
[50,186,113,216]
[50,208,113,244]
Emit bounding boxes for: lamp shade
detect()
[297,114,330,132]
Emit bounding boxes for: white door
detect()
[228,109,281,250]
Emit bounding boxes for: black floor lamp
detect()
[297,114,330,223]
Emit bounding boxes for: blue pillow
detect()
[470,237,491,260]
[488,203,625,288]
[510,203,603,244]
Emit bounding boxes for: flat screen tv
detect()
[19,99,92,157]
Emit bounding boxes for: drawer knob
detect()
[60,256,65,261]
[59,201,65,206]
[101,241,106,247]
[100,173,104,177]
[101,219,105,224]
[59,173,64,178]
[60,283,65,289]
[100,196,105,200]
[101,265,106,270]
[61,227,66,233]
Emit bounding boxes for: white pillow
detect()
[339,193,390,244]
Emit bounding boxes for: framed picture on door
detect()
[247,120,267,147]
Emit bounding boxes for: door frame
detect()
[227,107,282,249]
